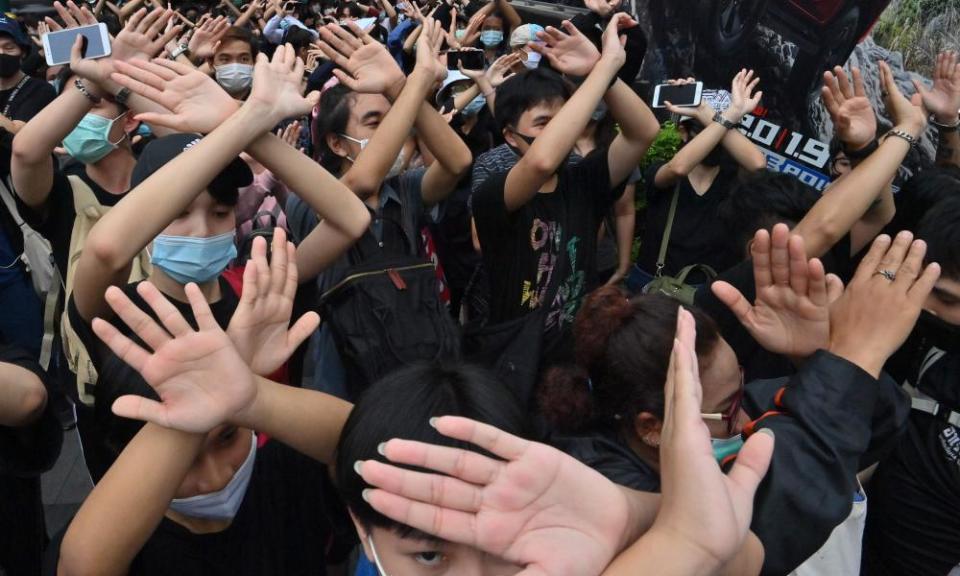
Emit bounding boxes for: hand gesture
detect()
[188,14,230,59]
[712,223,843,360]
[599,12,633,68]
[248,44,321,124]
[460,5,488,47]
[112,6,182,62]
[828,231,941,378]
[529,20,599,77]
[652,308,774,570]
[879,59,928,138]
[91,282,258,434]
[357,417,635,576]
[584,0,621,18]
[278,119,304,151]
[913,50,960,125]
[663,78,713,125]
[444,7,461,49]
[727,68,762,120]
[414,18,447,85]
[317,22,405,95]
[821,66,876,150]
[226,229,319,376]
[487,52,522,87]
[111,57,238,133]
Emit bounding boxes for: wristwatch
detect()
[170,43,191,61]
[713,110,739,130]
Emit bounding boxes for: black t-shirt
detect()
[863,352,960,576]
[551,427,660,493]
[472,147,618,359]
[0,76,55,123]
[45,439,346,576]
[637,162,739,280]
[15,162,127,275]
[0,341,63,576]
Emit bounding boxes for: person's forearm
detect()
[403,24,422,52]
[11,83,95,208]
[605,528,762,576]
[659,122,729,181]
[793,130,915,259]
[59,424,204,576]
[75,101,275,320]
[235,376,352,464]
[0,363,47,427]
[935,126,960,167]
[720,129,766,172]
[342,69,432,199]
[221,0,243,17]
[604,79,658,145]
[453,84,481,113]
[614,184,635,274]
[120,0,145,19]
[415,99,473,204]
[245,132,371,280]
[234,2,259,29]
[496,0,522,29]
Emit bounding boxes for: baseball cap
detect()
[0,16,30,50]
[509,24,544,48]
[131,134,253,204]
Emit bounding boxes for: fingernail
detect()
[757,428,775,441]
[361,488,372,502]
[377,442,387,456]
[353,460,364,475]
[428,417,438,428]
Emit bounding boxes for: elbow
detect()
[10,376,47,427]
[746,151,767,172]
[12,130,43,167]
[662,161,689,181]
[85,229,129,273]
[346,207,372,241]
[452,148,473,178]
[525,151,559,180]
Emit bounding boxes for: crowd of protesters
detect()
[0,0,958,574]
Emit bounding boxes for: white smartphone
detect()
[43,23,111,67]
[652,81,704,109]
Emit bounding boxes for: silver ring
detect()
[875,269,896,282]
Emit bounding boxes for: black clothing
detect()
[0,342,63,576]
[552,427,660,493]
[0,76,55,123]
[569,11,647,87]
[472,147,619,362]
[636,161,739,280]
[45,440,348,576]
[863,350,960,576]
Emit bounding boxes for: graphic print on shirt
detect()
[520,217,584,332]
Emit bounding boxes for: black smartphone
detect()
[448,49,484,71]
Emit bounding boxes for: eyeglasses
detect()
[701,366,745,437]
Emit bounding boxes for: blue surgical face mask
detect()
[480,30,503,47]
[462,94,486,116]
[454,28,466,40]
[169,433,256,520]
[150,230,238,285]
[711,434,744,464]
[62,111,126,164]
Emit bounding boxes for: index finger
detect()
[851,233,892,284]
[431,416,530,462]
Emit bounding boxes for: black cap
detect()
[131,133,253,204]
[0,16,30,50]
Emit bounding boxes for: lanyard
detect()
[2,74,29,118]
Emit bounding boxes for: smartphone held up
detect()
[651,82,703,109]
[43,22,111,67]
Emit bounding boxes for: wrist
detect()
[385,74,407,102]
[893,119,925,140]
[231,375,268,430]
[629,527,723,575]
[827,339,883,379]
[594,56,621,80]
[932,112,960,129]
[236,99,278,133]
[720,109,743,126]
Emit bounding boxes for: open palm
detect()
[248,44,320,122]
[226,229,320,376]
[359,417,632,576]
[913,50,960,122]
[317,23,405,95]
[531,20,600,77]
[91,282,257,434]
[821,67,876,149]
[712,224,841,360]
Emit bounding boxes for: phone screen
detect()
[653,83,701,108]
[448,50,484,71]
[45,24,109,66]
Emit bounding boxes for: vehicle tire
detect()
[699,0,769,56]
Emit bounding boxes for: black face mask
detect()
[0,53,21,79]
[911,310,960,355]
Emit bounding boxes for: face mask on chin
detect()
[168,433,257,521]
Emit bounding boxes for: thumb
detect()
[825,273,844,304]
[711,281,754,327]
[112,394,171,427]
[286,311,321,352]
[911,78,928,96]
[70,34,84,64]
[726,428,774,519]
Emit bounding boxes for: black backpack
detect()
[318,216,461,400]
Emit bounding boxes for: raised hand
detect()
[111,57,238,133]
[828,231,941,378]
[663,78,714,125]
[649,308,773,571]
[879,59,928,138]
[599,11,633,67]
[822,66,877,150]
[317,22,405,95]
[188,14,230,60]
[357,417,634,576]
[247,43,320,124]
[529,20,599,77]
[487,52,523,87]
[91,282,257,434]
[727,68,762,120]
[112,6,182,63]
[712,223,843,361]
[226,229,319,376]
[913,50,960,126]
[279,119,304,151]
[414,18,447,85]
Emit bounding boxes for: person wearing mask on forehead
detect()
[0,16,55,133]
[508,23,542,70]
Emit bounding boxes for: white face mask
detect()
[168,433,257,521]
[215,63,254,94]
[339,133,369,163]
[522,50,541,70]
[368,533,391,576]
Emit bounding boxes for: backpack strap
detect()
[675,263,718,285]
[655,182,681,278]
